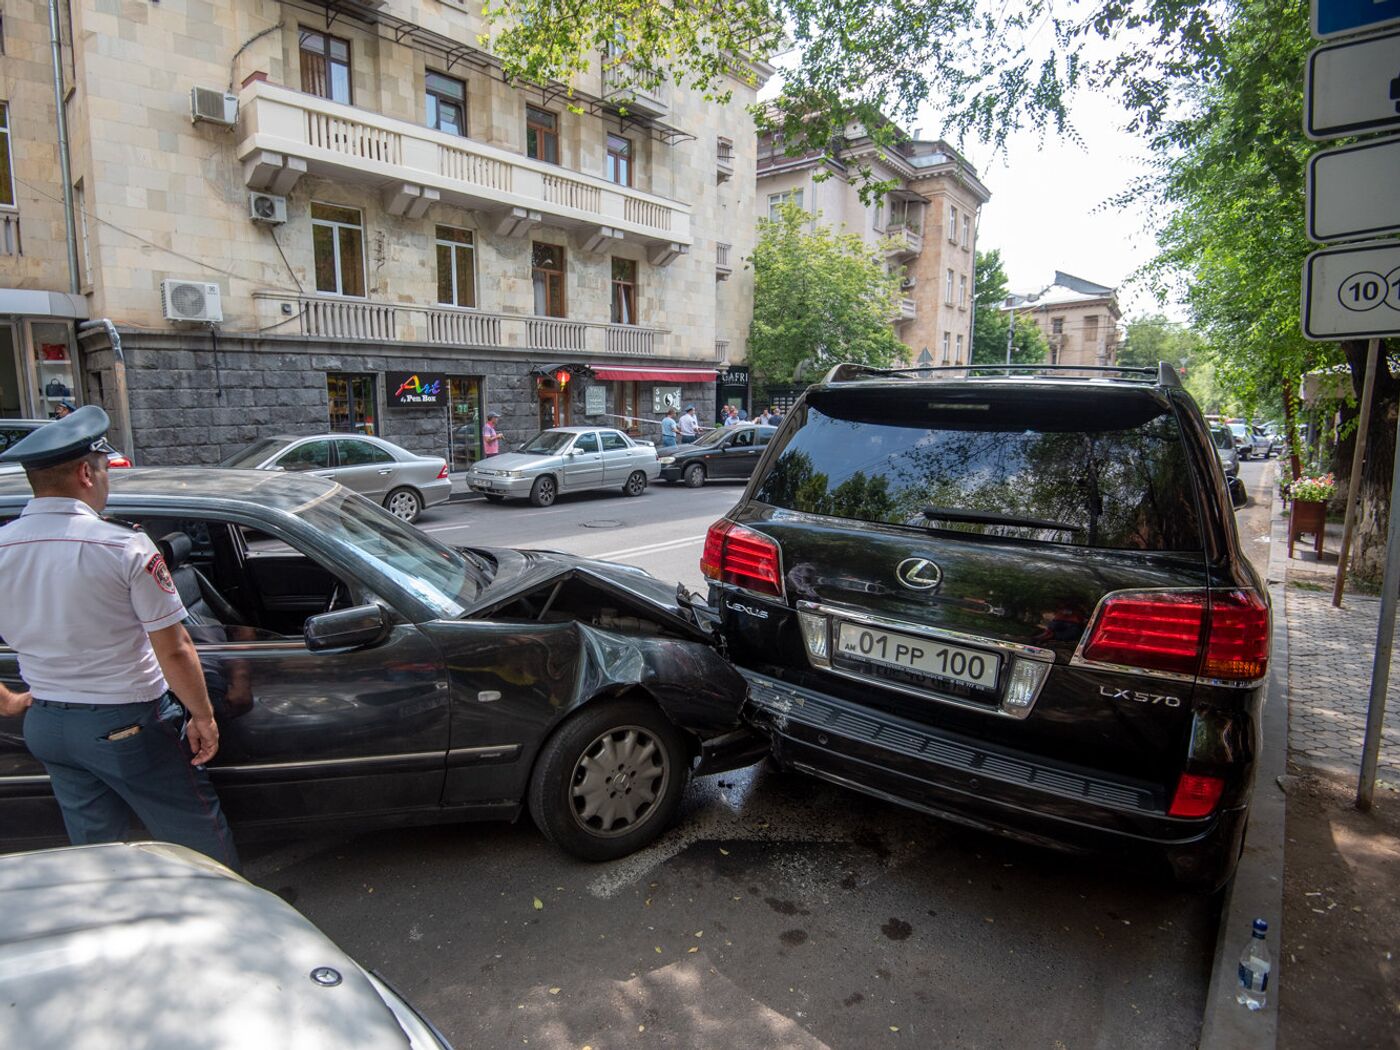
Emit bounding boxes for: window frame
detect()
[941,332,951,365]
[962,215,971,248]
[956,333,964,363]
[531,241,567,317]
[599,431,629,451]
[276,438,333,472]
[311,202,366,298]
[606,133,633,186]
[299,27,352,105]
[945,269,955,305]
[526,105,559,164]
[335,438,395,466]
[425,70,467,136]
[958,274,968,308]
[610,256,638,325]
[0,102,14,209]
[326,372,378,435]
[435,225,477,309]
[766,189,804,220]
[948,204,958,242]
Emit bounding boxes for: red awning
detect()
[591,367,718,383]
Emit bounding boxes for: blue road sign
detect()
[1314,0,1400,39]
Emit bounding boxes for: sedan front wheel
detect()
[528,700,687,861]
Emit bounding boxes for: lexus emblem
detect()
[895,557,942,591]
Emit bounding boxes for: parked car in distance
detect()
[0,842,452,1049]
[1210,425,1240,477]
[0,418,131,475]
[220,434,449,523]
[1227,422,1254,459]
[660,424,778,487]
[706,363,1269,891]
[1250,425,1276,458]
[0,469,762,861]
[467,426,661,506]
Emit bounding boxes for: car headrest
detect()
[156,531,193,570]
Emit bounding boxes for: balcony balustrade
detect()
[238,81,690,260]
[896,298,917,322]
[602,60,669,118]
[716,138,735,182]
[884,223,924,259]
[716,242,733,280]
[714,338,731,363]
[0,213,20,257]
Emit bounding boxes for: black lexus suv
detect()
[703,364,1270,890]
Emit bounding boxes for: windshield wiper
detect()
[921,505,1083,533]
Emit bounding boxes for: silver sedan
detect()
[467,426,660,506]
[220,433,450,522]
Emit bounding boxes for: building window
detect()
[1051,316,1065,336]
[945,269,955,305]
[767,189,803,220]
[532,242,566,316]
[956,333,964,362]
[962,215,971,248]
[606,133,633,186]
[958,274,968,308]
[425,71,466,136]
[327,373,376,435]
[299,29,352,104]
[941,332,951,364]
[435,225,476,308]
[526,105,559,164]
[611,257,637,325]
[0,102,13,207]
[311,202,366,297]
[948,204,958,242]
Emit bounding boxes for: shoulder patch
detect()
[145,552,177,595]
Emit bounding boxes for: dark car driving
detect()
[704,364,1270,890]
[659,424,778,487]
[0,470,764,861]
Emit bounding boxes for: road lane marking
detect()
[592,534,706,559]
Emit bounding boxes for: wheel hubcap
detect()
[569,726,668,837]
[390,494,417,518]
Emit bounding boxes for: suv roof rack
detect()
[820,362,1184,389]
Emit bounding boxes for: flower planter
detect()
[1289,498,1327,558]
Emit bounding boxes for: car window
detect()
[757,429,775,446]
[573,433,599,453]
[277,441,332,472]
[0,426,37,454]
[731,429,754,448]
[600,431,629,451]
[1211,428,1233,451]
[754,389,1204,551]
[220,437,286,468]
[337,439,394,466]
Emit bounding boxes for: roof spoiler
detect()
[819,362,1184,388]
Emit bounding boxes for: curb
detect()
[1198,464,1287,1050]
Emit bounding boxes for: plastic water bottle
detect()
[1236,918,1271,1010]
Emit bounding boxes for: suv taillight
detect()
[1081,589,1268,682]
[1168,773,1225,817]
[701,520,783,598]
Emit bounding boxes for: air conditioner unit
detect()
[249,192,288,225]
[190,87,238,127]
[161,280,223,323]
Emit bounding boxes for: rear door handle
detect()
[377,469,393,475]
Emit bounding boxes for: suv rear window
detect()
[753,387,1203,551]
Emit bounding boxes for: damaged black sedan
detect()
[0,470,763,861]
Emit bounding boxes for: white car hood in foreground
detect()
[0,843,414,1050]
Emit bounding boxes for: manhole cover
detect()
[582,519,625,529]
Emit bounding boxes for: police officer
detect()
[0,407,238,869]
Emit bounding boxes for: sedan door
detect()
[332,438,399,503]
[600,430,638,484]
[716,428,761,478]
[560,432,604,490]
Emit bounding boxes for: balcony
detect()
[884,224,923,259]
[254,292,668,357]
[0,213,20,256]
[602,60,669,119]
[895,298,917,323]
[715,338,730,363]
[238,81,691,261]
[716,242,733,280]
[716,137,735,183]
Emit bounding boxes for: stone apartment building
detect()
[756,122,990,368]
[0,0,768,467]
[1003,272,1122,369]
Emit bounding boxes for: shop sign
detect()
[719,365,750,386]
[653,387,682,412]
[585,385,607,416]
[388,372,446,406]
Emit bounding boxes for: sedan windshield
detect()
[520,430,576,454]
[694,427,729,448]
[1211,428,1233,451]
[291,486,487,617]
[221,438,286,468]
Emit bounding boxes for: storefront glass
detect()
[32,322,77,419]
[328,373,377,434]
[447,376,483,471]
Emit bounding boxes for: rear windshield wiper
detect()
[921,505,1083,533]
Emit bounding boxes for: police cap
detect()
[0,405,112,470]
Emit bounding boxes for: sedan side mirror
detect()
[1227,475,1248,510]
[305,604,388,652]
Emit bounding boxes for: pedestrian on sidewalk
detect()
[660,409,679,448]
[679,405,699,444]
[0,406,239,870]
[482,414,502,456]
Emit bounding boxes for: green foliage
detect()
[480,0,1233,198]
[748,202,906,384]
[971,250,1048,366]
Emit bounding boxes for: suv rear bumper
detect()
[742,670,1246,887]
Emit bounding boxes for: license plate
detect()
[836,623,1000,692]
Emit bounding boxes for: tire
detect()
[383,487,422,523]
[529,475,557,507]
[683,463,705,488]
[623,470,648,497]
[482,493,505,503]
[527,700,688,862]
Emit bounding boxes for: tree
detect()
[747,202,906,384]
[480,0,1233,197]
[971,250,1048,366]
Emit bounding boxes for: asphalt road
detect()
[241,461,1278,1049]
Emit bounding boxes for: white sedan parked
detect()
[468,426,660,506]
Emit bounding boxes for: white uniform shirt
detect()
[678,411,698,436]
[0,498,187,704]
